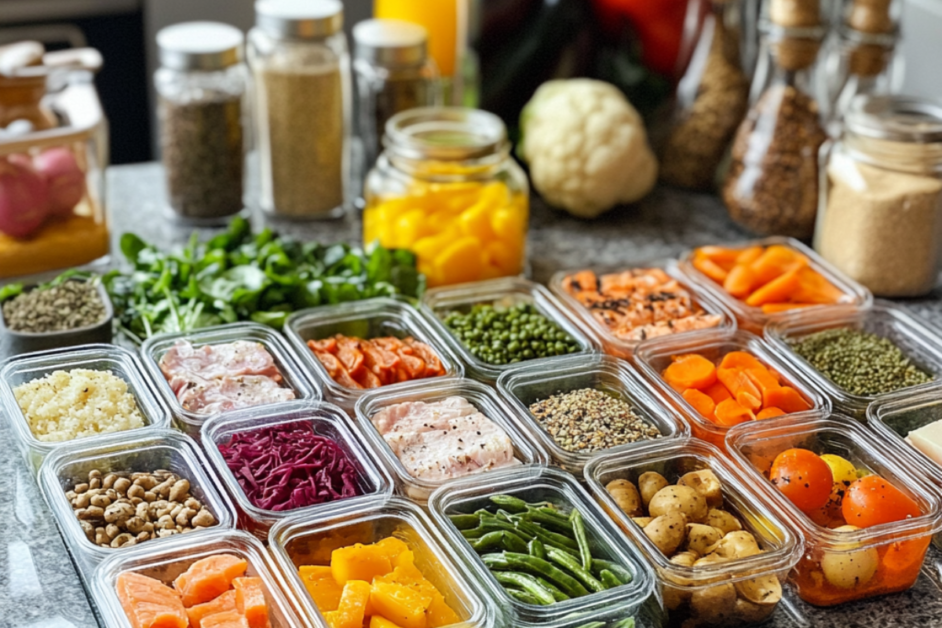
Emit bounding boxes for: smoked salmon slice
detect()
[233,577,272,628]
[186,590,237,628]
[115,571,188,628]
[200,610,250,628]
[174,554,248,608]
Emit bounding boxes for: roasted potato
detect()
[684,524,724,556]
[735,573,783,605]
[632,516,654,528]
[643,512,688,556]
[648,485,708,523]
[707,530,761,559]
[678,469,724,508]
[639,471,670,508]
[606,478,643,517]
[705,508,743,535]
[733,597,776,622]
[690,582,737,624]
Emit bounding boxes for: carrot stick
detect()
[714,399,755,426]
[756,407,786,420]
[745,366,783,408]
[790,266,846,305]
[763,386,811,413]
[663,354,718,392]
[761,303,816,313]
[748,245,808,288]
[697,246,742,268]
[683,388,717,420]
[717,367,762,411]
[745,268,802,307]
[736,246,764,266]
[692,255,729,283]
[723,265,758,299]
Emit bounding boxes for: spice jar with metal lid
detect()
[815,95,942,297]
[248,0,350,220]
[362,107,528,287]
[353,19,440,170]
[722,0,829,238]
[660,0,750,191]
[155,22,248,224]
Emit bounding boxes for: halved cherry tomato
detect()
[770,448,834,514]
[842,475,922,528]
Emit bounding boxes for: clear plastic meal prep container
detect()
[354,377,549,505]
[765,303,942,419]
[496,353,689,479]
[284,297,463,411]
[0,343,172,473]
[584,438,802,626]
[38,428,236,580]
[427,465,656,628]
[91,528,312,628]
[420,277,599,384]
[269,496,494,628]
[140,322,319,438]
[677,236,872,334]
[726,414,942,607]
[634,328,829,450]
[548,259,736,359]
[201,400,394,540]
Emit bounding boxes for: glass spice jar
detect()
[353,19,440,170]
[722,0,828,238]
[248,0,351,220]
[155,22,248,224]
[815,95,942,297]
[362,107,528,288]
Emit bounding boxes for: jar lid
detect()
[353,19,427,67]
[385,107,508,162]
[157,22,243,71]
[846,95,942,143]
[255,0,343,39]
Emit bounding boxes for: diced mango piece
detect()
[426,593,462,628]
[331,544,394,585]
[369,581,434,628]
[485,241,523,275]
[325,581,373,628]
[434,237,483,286]
[299,566,344,612]
[373,538,411,564]
[394,209,431,247]
[371,617,406,628]
[459,201,495,241]
[374,566,438,599]
[490,206,526,243]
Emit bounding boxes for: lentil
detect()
[790,328,933,395]
[443,303,580,365]
[529,388,661,453]
[2,280,106,333]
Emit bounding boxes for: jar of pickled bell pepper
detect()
[363,107,528,287]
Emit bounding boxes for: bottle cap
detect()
[353,19,428,68]
[157,22,243,72]
[255,0,343,39]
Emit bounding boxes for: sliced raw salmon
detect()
[233,577,271,628]
[313,351,363,390]
[308,338,338,353]
[200,610,249,628]
[186,590,237,628]
[116,571,188,628]
[173,554,247,608]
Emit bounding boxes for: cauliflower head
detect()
[520,79,658,218]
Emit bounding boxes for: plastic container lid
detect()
[157,21,244,71]
[255,0,343,39]
[353,19,428,67]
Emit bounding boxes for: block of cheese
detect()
[906,420,942,467]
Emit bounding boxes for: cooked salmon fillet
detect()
[115,571,188,628]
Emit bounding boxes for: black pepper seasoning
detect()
[2,280,106,333]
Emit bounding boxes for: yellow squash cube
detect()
[369,581,434,628]
[331,544,393,585]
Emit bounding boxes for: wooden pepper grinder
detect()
[769,0,823,72]
[846,0,896,77]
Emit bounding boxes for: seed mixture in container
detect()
[158,340,296,414]
[442,303,580,365]
[528,388,661,453]
[451,494,633,605]
[116,554,271,628]
[13,369,146,442]
[2,280,106,333]
[307,334,447,389]
[789,328,933,395]
[561,268,722,341]
[371,396,518,482]
[66,468,217,548]
[298,535,461,627]
[218,422,361,512]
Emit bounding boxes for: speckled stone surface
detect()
[3,162,942,627]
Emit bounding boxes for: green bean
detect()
[502,552,590,597]
[482,553,511,570]
[513,518,579,552]
[495,509,516,523]
[573,623,606,628]
[448,513,481,530]
[570,509,593,571]
[533,505,573,523]
[528,538,546,560]
[545,547,606,593]
[600,569,622,589]
[490,495,529,513]
[506,589,542,605]
[462,519,519,540]
[534,577,570,602]
[469,531,505,552]
[493,572,556,605]
[523,509,576,535]
[591,559,633,585]
[500,531,530,553]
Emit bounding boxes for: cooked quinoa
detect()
[13,369,147,442]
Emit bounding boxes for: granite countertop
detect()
[3,162,942,628]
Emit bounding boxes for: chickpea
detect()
[169,480,191,503]
[102,474,117,489]
[113,478,131,494]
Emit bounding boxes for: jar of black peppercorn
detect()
[155,22,248,224]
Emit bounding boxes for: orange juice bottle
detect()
[374,0,461,87]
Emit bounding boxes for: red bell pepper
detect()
[592,0,692,76]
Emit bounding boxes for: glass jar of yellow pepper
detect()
[363,107,528,287]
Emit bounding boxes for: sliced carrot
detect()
[719,351,765,371]
[756,407,786,420]
[745,268,802,307]
[683,388,716,420]
[663,354,717,392]
[744,366,783,407]
[692,255,729,283]
[761,303,815,313]
[717,367,762,411]
[790,266,846,305]
[702,381,733,405]
[723,265,758,299]
[748,245,808,287]
[736,246,764,266]
[714,399,755,426]
[763,386,811,413]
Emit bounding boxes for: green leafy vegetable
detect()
[103,217,424,343]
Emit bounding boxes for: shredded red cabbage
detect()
[218,422,362,511]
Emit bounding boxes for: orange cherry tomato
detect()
[842,475,922,528]
[769,448,834,514]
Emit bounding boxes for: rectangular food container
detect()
[726,414,942,607]
[38,428,236,580]
[548,259,736,358]
[354,377,548,505]
[765,303,942,418]
[496,353,689,479]
[677,236,872,334]
[201,400,394,540]
[91,528,312,628]
[427,465,656,628]
[140,322,319,438]
[284,297,463,411]
[634,328,829,450]
[420,277,598,384]
[0,344,172,472]
[584,438,802,626]
[269,496,494,628]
